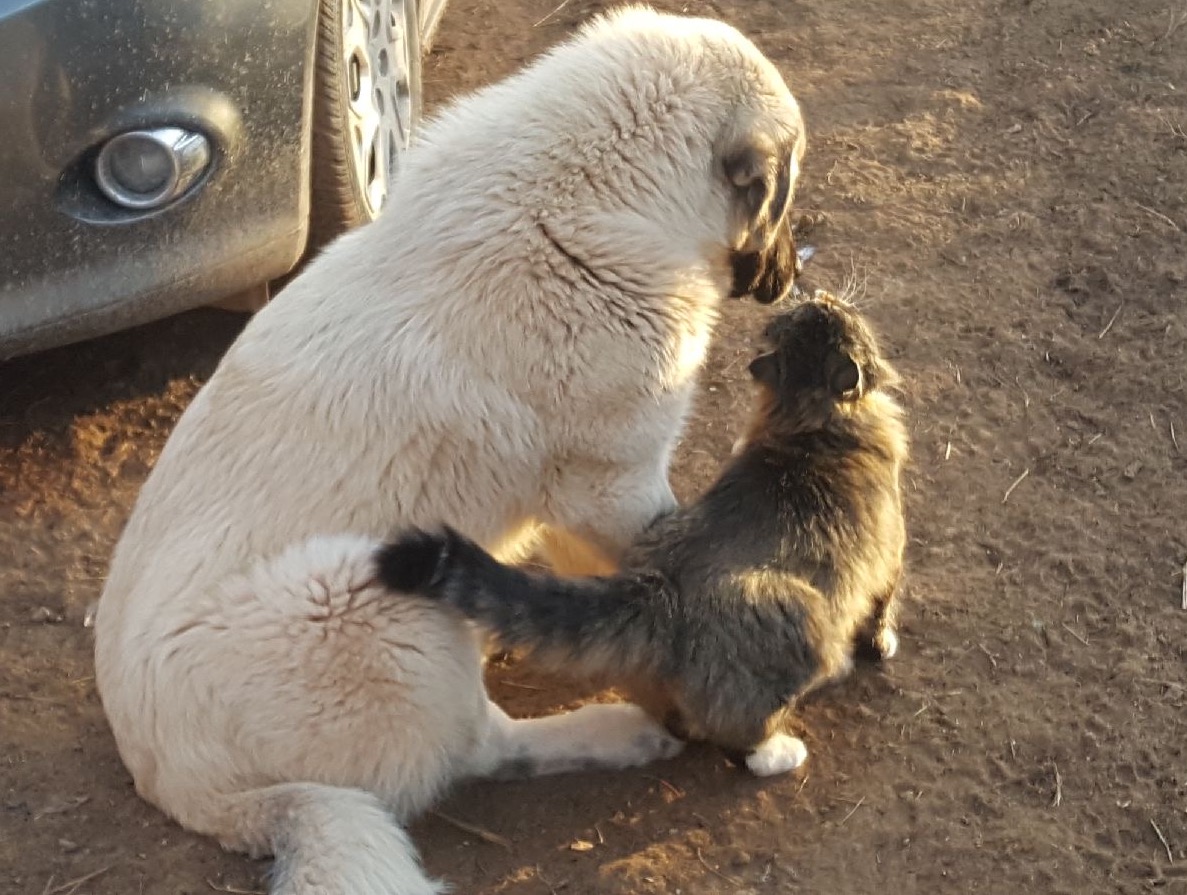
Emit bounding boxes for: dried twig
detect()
[1139,677,1186,690]
[1156,4,1187,44]
[1015,375,1031,409]
[1162,113,1187,140]
[499,680,546,692]
[1061,622,1090,647]
[1135,203,1181,231]
[42,867,111,895]
[2,691,65,705]
[978,642,999,669]
[206,881,265,895]
[1002,468,1030,504]
[1181,557,1187,611]
[33,796,90,820]
[532,0,572,27]
[1151,819,1174,862]
[431,810,513,850]
[695,848,742,886]
[1051,762,1063,808]
[1098,302,1125,339]
[642,775,685,799]
[838,795,867,826]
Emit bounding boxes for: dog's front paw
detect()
[745,733,808,777]
[574,703,685,767]
[635,726,686,763]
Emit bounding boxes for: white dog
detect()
[93,7,806,894]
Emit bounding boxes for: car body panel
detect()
[0,0,321,359]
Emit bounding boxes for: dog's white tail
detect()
[199,782,444,895]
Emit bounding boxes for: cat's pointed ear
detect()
[748,352,779,386]
[827,351,862,398]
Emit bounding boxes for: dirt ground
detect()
[3,0,1186,892]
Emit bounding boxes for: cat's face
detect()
[747,294,897,422]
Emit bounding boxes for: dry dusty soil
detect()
[2,0,1186,892]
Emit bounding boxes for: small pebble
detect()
[30,606,62,624]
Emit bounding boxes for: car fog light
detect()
[94,127,211,210]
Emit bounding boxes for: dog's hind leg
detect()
[465,700,683,781]
[536,527,620,577]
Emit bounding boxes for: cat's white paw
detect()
[876,627,899,660]
[746,733,808,777]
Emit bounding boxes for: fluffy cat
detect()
[379,293,909,778]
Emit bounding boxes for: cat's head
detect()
[748,292,898,427]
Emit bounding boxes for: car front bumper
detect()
[0,0,319,359]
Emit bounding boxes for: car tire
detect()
[308,0,422,251]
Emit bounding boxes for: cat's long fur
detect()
[379,294,909,778]
[92,8,806,895]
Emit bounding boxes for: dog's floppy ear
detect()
[723,138,797,254]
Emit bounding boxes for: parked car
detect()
[0,0,448,360]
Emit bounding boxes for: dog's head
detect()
[716,68,807,304]
[566,8,808,304]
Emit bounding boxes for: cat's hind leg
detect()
[466,700,684,781]
[855,573,903,663]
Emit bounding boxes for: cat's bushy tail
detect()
[375,527,669,678]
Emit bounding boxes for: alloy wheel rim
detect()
[341,0,415,218]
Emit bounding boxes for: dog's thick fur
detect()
[93,8,806,895]
[380,294,909,779]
